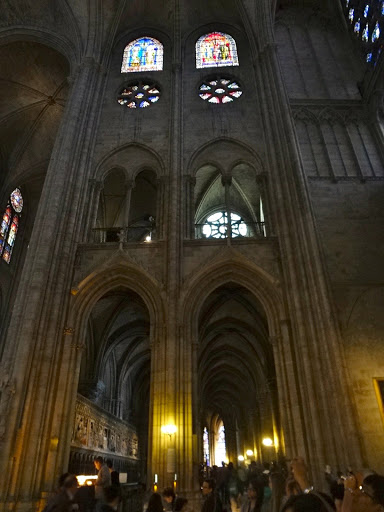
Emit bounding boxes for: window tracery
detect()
[199,78,243,104]
[196,32,239,69]
[342,0,383,64]
[117,81,161,109]
[0,188,23,264]
[121,37,163,72]
[202,211,247,239]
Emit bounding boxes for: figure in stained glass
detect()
[121,37,163,73]
[0,188,23,264]
[196,32,239,69]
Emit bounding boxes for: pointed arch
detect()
[196,32,239,68]
[121,37,163,72]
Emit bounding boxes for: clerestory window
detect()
[202,211,247,239]
[121,37,163,72]
[196,32,239,69]
[342,0,383,64]
[0,188,23,264]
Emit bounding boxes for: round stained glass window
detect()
[199,78,243,104]
[10,188,23,213]
[202,211,247,239]
[118,81,161,109]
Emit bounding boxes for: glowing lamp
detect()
[77,475,97,486]
[161,424,177,437]
[246,450,253,456]
[262,437,273,447]
[145,235,151,242]
[238,455,245,461]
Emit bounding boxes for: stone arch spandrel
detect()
[187,137,265,177]
[95,142,166,181]
[69,261,165,335]
[180,251,283,338]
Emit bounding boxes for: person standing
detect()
[201,479,222,512]
[106,460,119,488]
[94,457,112,504]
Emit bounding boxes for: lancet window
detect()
[0,188,23,264]
[342,0,383,64]
[196,32,239,69]
[121,37,163,72]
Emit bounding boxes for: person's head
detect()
[247,480,264,509]
[147,492,164,512]
[162,487,175,504]
[103,486,121,508]
[62,475,79,496]
[106,459,113,470]
[281,493,335,512]
[174,497,188,512]
[94,456,104,470]
[201,478,215,496]
[353,474,384,512]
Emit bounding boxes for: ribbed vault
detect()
[197,283,278,464]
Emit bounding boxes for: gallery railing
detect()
[194,221,267,239]
[91,226,154,244]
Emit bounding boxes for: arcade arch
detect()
[197,282,279,466]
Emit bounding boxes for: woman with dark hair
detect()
[240,480,264,512]
[147,493,164,512]
[281,492,336,512]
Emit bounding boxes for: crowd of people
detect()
[197,458,384,512]
[43,456,384,512]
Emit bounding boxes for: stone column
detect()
[222,175,232,241]
[255,173,272,236]
[85,179,104,242]
[123,179,134,241]
[0,56,106,511]
[183,175,196,239]
[252,30,363,483]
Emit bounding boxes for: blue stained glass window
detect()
[121,37,163,73]
[342,0,383,66]
[1,188,23,264]
[196,32,239,69]
[372,22,380,41]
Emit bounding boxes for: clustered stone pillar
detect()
[0,57,106,512]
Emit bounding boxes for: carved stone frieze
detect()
[71,394,138,459]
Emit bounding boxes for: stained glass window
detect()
[196,32,239,69]
[202,211,247,239]
[0,188,23,264]
[341,0,384,65]
[203,427,210,466]
[215,423,226,465]
[199,78,243,104]
[117,81,161,109]
[121,37,163,73]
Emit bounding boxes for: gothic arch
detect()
[0,26,79,70]
[95,142,165,181]
[180,254,282,337]
[188,137,264,177]
[69,262,165,340]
